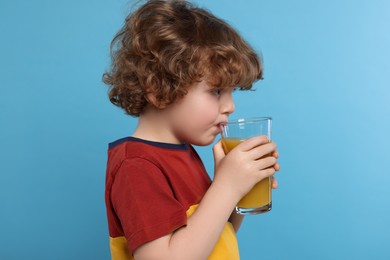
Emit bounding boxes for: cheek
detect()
[171,89,219,128]
[189,98,219,125]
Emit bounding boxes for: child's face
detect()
[164,80,235,146]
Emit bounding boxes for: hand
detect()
[271,151,281,189]
[213,136,279,201]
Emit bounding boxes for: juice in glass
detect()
[222,138,272,214]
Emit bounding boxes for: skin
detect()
[132,80,280,260]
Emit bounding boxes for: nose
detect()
[221,92,235,115]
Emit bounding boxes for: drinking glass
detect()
[221,117,272,215]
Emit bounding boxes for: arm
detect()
[134,137,278,260]
[134,180,241,260]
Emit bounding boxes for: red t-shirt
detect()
[105,137,211,254]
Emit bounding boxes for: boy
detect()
[103,0,280,259]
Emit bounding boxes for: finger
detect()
[256,156,277,170]
[258,167,276,181]
[237,135,269,152]
[272,151,279,158]
[248,142,277,160]
[274,163,281,171]
[272,177,278,189]
[212,139,226,165]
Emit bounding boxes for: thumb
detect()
[213,139,226,165]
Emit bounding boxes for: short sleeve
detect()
[111,157,187,252]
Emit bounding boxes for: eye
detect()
[210,89,222,96]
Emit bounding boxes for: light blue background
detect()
[1,0,389,259]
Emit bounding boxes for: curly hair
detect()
[103,0,263,117]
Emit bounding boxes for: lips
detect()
[212,118,228,135]
[214,123,226,134]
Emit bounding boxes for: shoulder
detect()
[110,137,189,158]
[107,137,162,170]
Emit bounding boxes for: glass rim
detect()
[225,116,272,125]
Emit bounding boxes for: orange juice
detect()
[221,138,272,209]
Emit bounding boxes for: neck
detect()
[132,107,181,144]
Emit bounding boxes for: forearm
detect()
[167,181,240,259]
[135,181,240,260]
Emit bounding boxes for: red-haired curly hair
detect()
[103,0,263,117]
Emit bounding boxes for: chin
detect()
[191,136,217,146]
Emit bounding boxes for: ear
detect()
[146,92,167,109]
